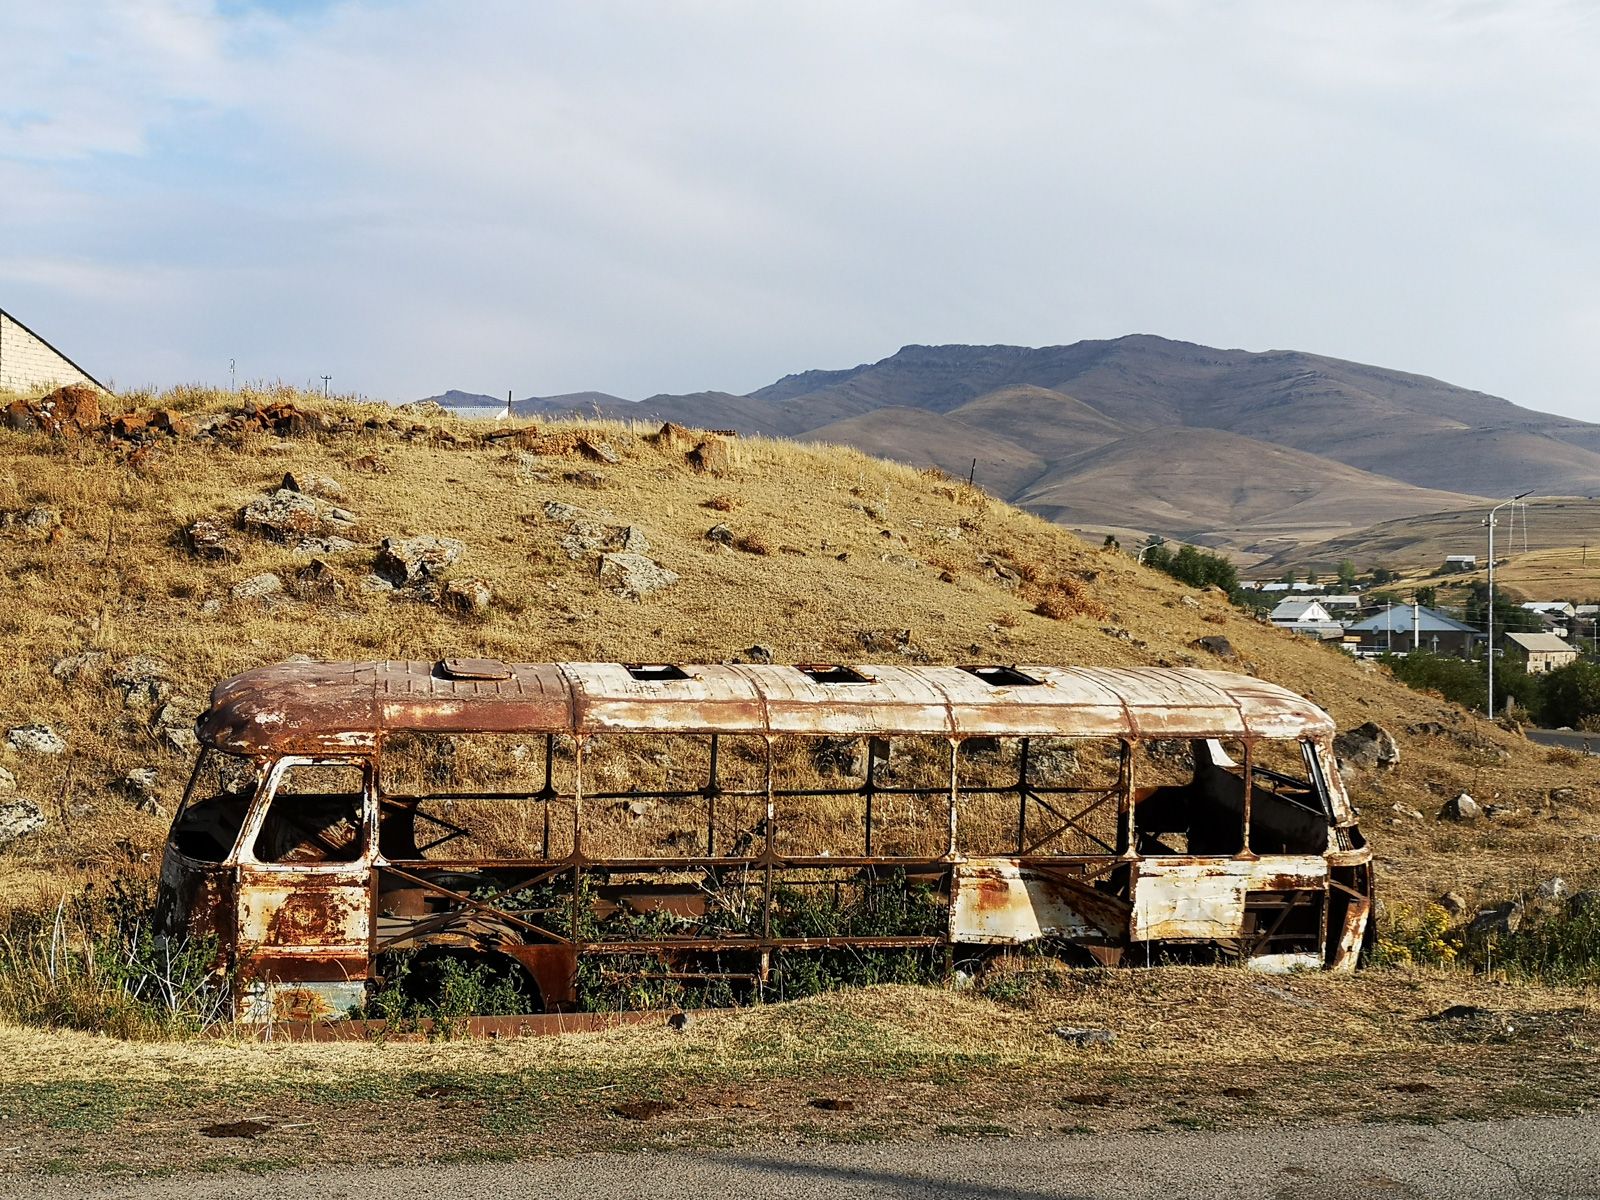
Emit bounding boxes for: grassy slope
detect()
[2,387,1599,1176]
[0,390,1594,911]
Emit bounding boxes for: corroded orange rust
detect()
[164,660,1372,1030]
[198,661,1337,755]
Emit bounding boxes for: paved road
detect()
[1527,728,1600,755]
[17,1113,1599,1200]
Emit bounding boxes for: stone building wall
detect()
[0,310,101,394]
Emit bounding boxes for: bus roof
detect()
[197,660,1336,756]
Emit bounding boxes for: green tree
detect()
[1336,559,1358,587]
[1414,585,1437,608]
[1279,568,1298,585]
[1540,660,1600,728]
[1306,568,1319,586]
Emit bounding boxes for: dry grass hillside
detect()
[0,385,1595,916]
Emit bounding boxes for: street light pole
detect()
[1485,490,1533,719]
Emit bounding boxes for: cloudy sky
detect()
[3,1,1598,416]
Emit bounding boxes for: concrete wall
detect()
[0,311,99,394]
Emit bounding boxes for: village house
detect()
[1269,598,1333,625]
[1346,604,1478,656]
[1442,555,1477,572]
[0,307,103,394]
[1504,632,1579,674]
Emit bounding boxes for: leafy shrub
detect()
[1371,903,1458,968]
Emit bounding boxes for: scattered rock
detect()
[375,535,465,586]
[705,523,734,546]
[290,558,346,601]
[813,737,866,776]
[7,725,65,755]
[577,437,620,464]
[667,1011,692,1031]
[182,517,242,562]
[110,655,173,707]
[1437,891,1467,916]
[564,469,608,489]
[231,572,284,602]
[650,422,697,450]
[291,534,358,556]
[154,701,201,755]
[440,576,493,617]
[687,438,731,475]
[2,385,102,437]
[238,489,357,543]
[597,552,679,599]
[0,800,45,848]
[349,454,390,474]
[1052,1026,1117,1047]
[1178,595,1200,608]
[50,650,106,683]
[0,766,12,795]
[1439,792,1481,822]
[1536,877,1569,903]
[1483,803,1514,819]
[1191,635,1236,660]
[1335,722,1400,772]
[1549,787,1578,805]
[1465,901,1522,943]
[120,768,163,815]
[360,573,396,594]
[1389,803,1424,822]
[616,798,656,819]
[281,471,344,499]
[744,644,774,664]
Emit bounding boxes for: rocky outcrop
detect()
[1335,722,1400,772]
[375,535,465,586]
[597,552,678,599]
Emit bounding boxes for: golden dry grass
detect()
[0,386,1594,915]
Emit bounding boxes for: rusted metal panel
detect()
[950,859,1109,944]
[236,873,371,968]
[1130,856,1327,941]
[231,1010,667,1041]
[198,660,1340,754]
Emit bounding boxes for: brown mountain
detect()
[433,335,1599,549]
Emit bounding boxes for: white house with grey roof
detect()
[0,308,104,394]
[1504,632,1578,674]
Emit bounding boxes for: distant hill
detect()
[429,335,1600,549]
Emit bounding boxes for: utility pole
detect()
[320,374,332,397]
[229,358,236,392]
[1485,490,1534,720]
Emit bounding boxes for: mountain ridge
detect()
[425,335,1600,551]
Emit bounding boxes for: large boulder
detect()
[1335,721,1400,772]
[687,437,731,475]
[1465,901,1522,944]
[182,517,242,563]
[597,552,678,599]
[6,725,65,755]
[375,535,465,585]
[111,655,173,707]
[439,576,493,617]
[238,489,357,543]
[1439,792,1481,822]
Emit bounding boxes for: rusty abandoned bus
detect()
[155,660,1373,1023]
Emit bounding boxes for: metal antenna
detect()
[320,374,332,397]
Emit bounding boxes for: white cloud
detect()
[2,0,1599,415]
